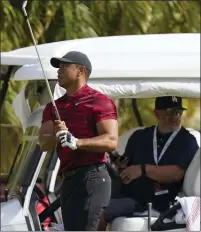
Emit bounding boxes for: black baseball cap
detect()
[155,96,187,110]
[50,51,92,75]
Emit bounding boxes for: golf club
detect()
[22,0,61,120]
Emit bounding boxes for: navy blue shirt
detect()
[121,126,199,211]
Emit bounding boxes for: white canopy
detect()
[1,33,200,98]
[53,81,200,99]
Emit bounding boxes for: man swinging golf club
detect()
[21,1,118,229]
[39,51,118,231]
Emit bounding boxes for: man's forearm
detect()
[39,134,58,151]
[76,134,117,152]
[145,164,185,183]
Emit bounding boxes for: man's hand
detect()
[54,120,78,150]
[59,131,78,150]
[115,156,128,170]
[54,120,68,136]
[120,165,141,184]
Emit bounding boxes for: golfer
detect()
[39,51,118,231]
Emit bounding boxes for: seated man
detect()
[98,96,199,230]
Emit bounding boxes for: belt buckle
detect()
[72,170,75,175]
[63,170,76,178]
[68,170,76,177]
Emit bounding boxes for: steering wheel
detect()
[151,202,186,231]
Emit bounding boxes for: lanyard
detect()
[153,125,181,165]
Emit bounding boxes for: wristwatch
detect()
[141,164,146,176]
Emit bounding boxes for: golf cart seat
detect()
[186,128,200,147]
[183,147,200,197]
[107,131,200,231]
[117,127,144,155]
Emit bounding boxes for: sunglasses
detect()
[165,108,184,116]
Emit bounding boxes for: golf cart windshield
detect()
[3,79,56,197]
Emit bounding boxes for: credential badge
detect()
[172,96,178,102]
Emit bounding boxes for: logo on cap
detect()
[172,96,178,102]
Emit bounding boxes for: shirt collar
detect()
[157,128,173,139]
[63,84,88,100]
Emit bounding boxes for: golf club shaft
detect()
[22,1,61,120]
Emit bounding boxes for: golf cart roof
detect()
[1,33,200,75]
[2,33,200,98]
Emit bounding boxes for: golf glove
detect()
[56,130,78,150]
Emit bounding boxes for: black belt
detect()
[62,163,106,178]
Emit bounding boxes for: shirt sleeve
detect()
[41,103,55,124]
[124,131,139,165]
[93,94,117,122]
[175,136,199,170]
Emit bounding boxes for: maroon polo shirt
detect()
[42,84,117,172]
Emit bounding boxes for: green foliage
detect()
[1,0,200,176]
[118,98,200,135]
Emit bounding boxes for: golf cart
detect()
[0,33,200,231]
